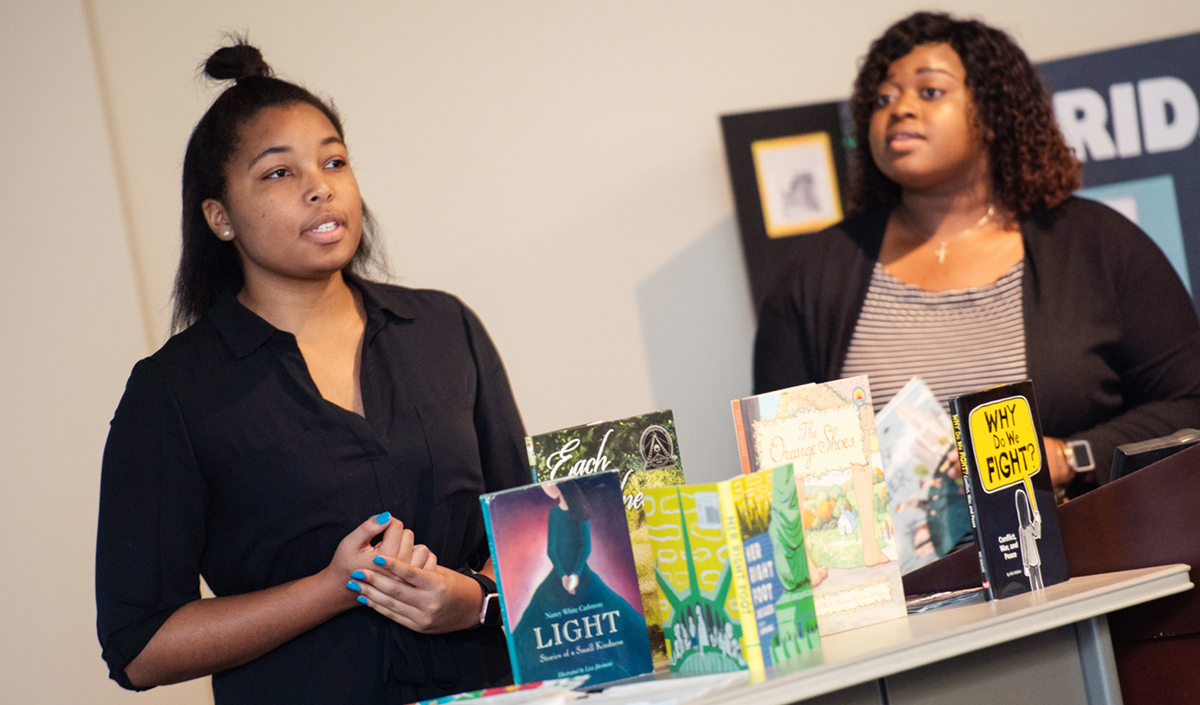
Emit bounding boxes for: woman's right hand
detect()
[328,513,438,605]
[124,512,418,688]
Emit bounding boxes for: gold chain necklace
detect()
[931,205,996,265]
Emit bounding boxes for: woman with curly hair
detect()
[754,12,1200,492]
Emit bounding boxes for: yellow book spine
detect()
[719,478,764,677]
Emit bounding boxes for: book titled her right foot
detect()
[949,380,1068,600]
[480,472,653,685]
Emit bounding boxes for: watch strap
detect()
[462,569,501,626]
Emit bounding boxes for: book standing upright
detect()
[732,376,907,635]
[480,472,654,685]
[949,380,1068,599]
[876,377,973,573]
[643,482,749,675]
[527,410,685,663]
[643,464,820,678]
[722,465,821,674]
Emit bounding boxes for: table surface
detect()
[687,564,1194,705]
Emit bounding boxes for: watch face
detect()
[483,594,501,626]
[1068,440,1095,471]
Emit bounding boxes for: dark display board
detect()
[721,101,852,314]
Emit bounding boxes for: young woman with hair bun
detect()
[96,41,527,702]
[754,12,1200,495]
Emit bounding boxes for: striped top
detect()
[841,261,1027,413]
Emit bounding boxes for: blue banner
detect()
[1039,32,1200,305]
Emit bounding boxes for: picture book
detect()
[949,380,1068,600]
[527,410,685,663]
[643,483,749,675]
[731,376,907,635]
[876,377,973,574]
[480,472,653,685]
[643,467,821,677]
[721,464,821,674]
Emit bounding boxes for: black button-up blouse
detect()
[96,277,529,703]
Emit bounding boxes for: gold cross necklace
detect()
[932,205,996,265]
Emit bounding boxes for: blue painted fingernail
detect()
[373,556,387,566]
[346,580,361,591]
[375,511,391,524]
[351,570,366,580]
[357,595,369,605]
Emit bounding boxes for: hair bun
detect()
[204,41,272,82]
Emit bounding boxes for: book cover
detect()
[876,377,973,574]
[731,376,907,635]
[724,464,821,672]
[949,380,1068,600]
[527,410,685,663]
[480,472,654,685]
[404,676,589,705]
[643,484,749,675]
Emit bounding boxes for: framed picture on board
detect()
[721,101,854,314]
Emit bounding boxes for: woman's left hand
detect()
[349,560,482,634]
[1044,437,1076,489]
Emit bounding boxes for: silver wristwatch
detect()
[1064,439,1095,472]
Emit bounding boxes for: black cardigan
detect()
[754,197,1200,483]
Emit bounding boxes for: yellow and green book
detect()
[644,464,820,679]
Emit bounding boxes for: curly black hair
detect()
[848,12,1080,216]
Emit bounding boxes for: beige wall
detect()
[4,1,1199,702]
[0,1,213,703]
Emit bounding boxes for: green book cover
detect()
[526,410,685,664]
[728,464,821,671]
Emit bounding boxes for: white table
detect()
[688,564,1193,705]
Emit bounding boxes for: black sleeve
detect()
[1071,216,1200,483]
[751,214,884,396]
[753,289,817,396]
[95,359,207,690]
[460,303,530,567]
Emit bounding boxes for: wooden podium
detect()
[903,443,1200,704]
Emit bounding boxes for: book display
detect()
[949,380,1068,600]
[527,410,685,663]
[480,472,654,685]
[731,376,907,635]
[875,377,973,573]
[460,373,1163,704]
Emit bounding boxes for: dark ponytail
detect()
[173,38,387,332]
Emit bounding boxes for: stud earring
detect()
[222,230,233,240]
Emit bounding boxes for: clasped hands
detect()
[327,512,483,634]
